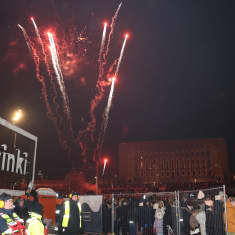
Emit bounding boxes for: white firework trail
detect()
[103,34,129,135]
[114,34,128,76]
[98,22,108,63]
[97,34,129,158]
[47,32,71,115]
[17,24,33,55]
[31,17,45,55]
[102,158,108,176]
[104,2,123,63]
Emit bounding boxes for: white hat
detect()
[197,190,205,200]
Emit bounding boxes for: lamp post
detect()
[95,176,98,195]
[12,109,23,148]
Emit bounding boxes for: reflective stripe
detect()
[2,228,14,234]
[62,201,70,227]
[77,202,82,228]
[0,213,23,235]
[0,214,17,225]
[12,213,19,220]
[55,210,60,214]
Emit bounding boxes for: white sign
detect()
[0,117,38,185]
[0,144,28,175]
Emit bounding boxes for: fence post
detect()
[177,191,181,235]
[223,185,228,235]
[112,193,115,235]
[174,191,178,235]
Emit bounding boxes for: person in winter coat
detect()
[127,199,137,235]
[181,200,194,235]
[205,197,226,235]
[138,201,154,235]
[163,201,173,235]
[14,198,30,223]
[225,197,235,235]
[59,192,81,235]
[0,193,25,235]
[153,201,165,235]
[102,200,112,235]
[25,202,45,235]
[119,200,129,235]
[195,191,206,235]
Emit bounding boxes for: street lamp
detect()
[95,176,98,195]
[12,109,23,124]
[12,109,23,148]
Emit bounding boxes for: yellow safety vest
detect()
[25,212,44,235]
[77,202,82,228]
[62,201,82,228]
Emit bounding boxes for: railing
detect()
[97,185,228,235]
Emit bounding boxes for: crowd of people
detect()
[0,186,235,235]
[0,189,83,235]
[0,189,45,235]
[102,190,235,235]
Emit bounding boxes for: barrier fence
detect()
[97,186,229,235]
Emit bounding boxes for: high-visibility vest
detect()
[61,201,82,228]
[25,212,45,235]
[0,212,24,235]
[77,202,82,228]
[62,201,70,228]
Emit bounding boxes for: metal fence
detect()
[99,186,228,235]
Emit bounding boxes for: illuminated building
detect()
[118,138,229,184]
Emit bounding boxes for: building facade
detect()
[118,138,229,184]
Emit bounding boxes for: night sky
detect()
[1,0,235,178]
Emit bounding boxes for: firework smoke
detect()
[30,18,73,151]
[79,3,123,159]
[18,24,55,125]
[17,2,128,163]
[103,2,123,68]
[19,20,75,152]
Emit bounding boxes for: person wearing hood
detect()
[25,202,45,235]
[0,193,24,234]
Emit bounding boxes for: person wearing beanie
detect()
[0,193,25,234]
[25,202,45,235]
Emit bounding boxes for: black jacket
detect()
[0,208,15,233]
[138,205,154,226]
[59,199,81,233]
